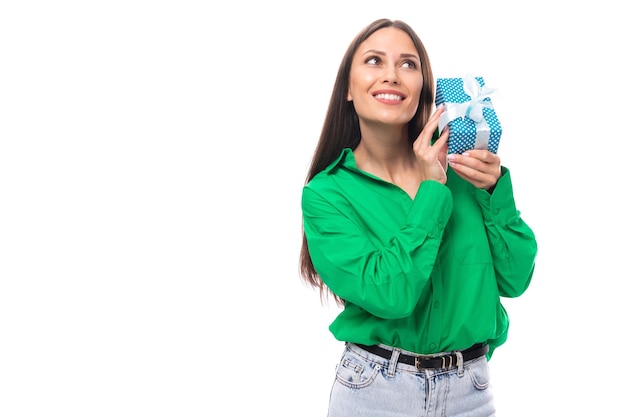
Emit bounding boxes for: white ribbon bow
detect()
[438,74,496,150]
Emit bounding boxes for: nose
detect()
[382,65,400,85]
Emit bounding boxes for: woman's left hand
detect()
[447,150,502,191]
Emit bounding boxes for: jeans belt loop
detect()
[455,350,464,376]
[388,348,400,377]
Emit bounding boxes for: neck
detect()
[353,125,417,182]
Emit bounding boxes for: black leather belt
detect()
[354,343,489,369]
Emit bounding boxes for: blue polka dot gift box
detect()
[435,74,502,155]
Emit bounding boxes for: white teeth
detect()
[374,93,402,101]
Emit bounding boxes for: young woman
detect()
[299,18,537,416]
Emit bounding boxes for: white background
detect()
[1,1,624,416]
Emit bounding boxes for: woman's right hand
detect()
[412,105,449,184]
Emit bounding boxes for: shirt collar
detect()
[326,148,357,173]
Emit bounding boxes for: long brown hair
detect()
[299,18,435,304]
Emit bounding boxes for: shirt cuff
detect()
[474,167,518,224]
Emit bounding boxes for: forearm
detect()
[475,168,538,296]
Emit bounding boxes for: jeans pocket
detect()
[466,357,491,390]
[334,351,382,389]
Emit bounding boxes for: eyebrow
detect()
[361,49,420,61]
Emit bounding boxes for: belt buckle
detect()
[414,354,434,369]
[415,354,455,369]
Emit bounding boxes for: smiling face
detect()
[347,27,423,132]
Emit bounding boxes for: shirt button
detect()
[434,301,439,309]
[438,222,443,230]
[429,343,436,350]
[493,208,500,215]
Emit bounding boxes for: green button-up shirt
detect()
[302,148,537,358]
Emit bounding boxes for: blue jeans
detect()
[327,343,495,417]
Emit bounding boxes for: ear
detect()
[347,88,353,102]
